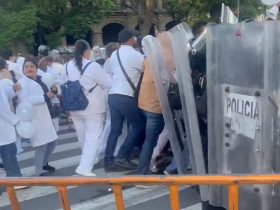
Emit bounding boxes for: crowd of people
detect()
[0,21,207,189]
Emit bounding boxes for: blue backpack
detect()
[60,62,97,111]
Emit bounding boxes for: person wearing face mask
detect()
[17,58,58,176]
[61,39,111,177]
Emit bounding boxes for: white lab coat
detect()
[17,76,57,147]
[0,81,19,146]
[62,58,112,115]
[61,58,111,173]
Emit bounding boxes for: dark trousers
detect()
[138,111,164,175]
[0,143,21,177]
[105,94,145,165]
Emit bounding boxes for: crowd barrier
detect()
[1,175,280,210]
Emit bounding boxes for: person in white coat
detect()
[0,78,22,178]
[1,49,23,78]
[17,58,58,176]
[62,39,111,177]
[1,50,24,154]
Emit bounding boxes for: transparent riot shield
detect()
[221,3,238,24]
[142,33,190,175]
[142,22,209,203]
[168,23,208,201]
[207,21,280,210]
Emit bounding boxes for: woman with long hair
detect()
[63,40,111,176]
[17,58,58,176]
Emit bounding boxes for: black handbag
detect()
[48,103,61,118]
[167,83,182,110]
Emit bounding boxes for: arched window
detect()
[102,23,125,45]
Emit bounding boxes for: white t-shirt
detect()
[108,45,144,97]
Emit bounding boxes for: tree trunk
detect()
[139,0,154,36]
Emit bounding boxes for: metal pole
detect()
[237,0,240,18]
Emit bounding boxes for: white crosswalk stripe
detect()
[65,186,191,210]
[0,124,201,210]
[0,169,128,207]
[17,141,80,162]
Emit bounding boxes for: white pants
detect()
[151,126,169,161]
[71,113,105,173]
[52,117,60,132]
[98,108,127,157]
[16,135,23,154]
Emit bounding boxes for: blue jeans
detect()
[0,143,21,177]
[138,111,164,175]
[105,94,145,164]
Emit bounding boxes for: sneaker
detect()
[75,168,96,177]
[43,163,56,173]
[150,161,159,173]
[151,165,159,173]
[14,186,29,190]
[114,158,137,170]
[104,163,126,172]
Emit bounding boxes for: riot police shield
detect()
[142,32,191,175]
[142,22,209,202]
[221,3,238,24]
[168,23,208,201]
[207,21,280,210]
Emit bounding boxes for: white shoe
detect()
[14,186,29,190]
[75,169,96,177]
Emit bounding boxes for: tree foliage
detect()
[0,0,116,49]
[0,6,39,48]
[164,0,263,24]
[164,0,206,22]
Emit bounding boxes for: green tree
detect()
[164,0,206,22]
[164,0,263,24]
[0,6,39,49]
[0,0,116,50]
[205,0,263,20]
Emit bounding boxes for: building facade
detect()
[68,0,173,47]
